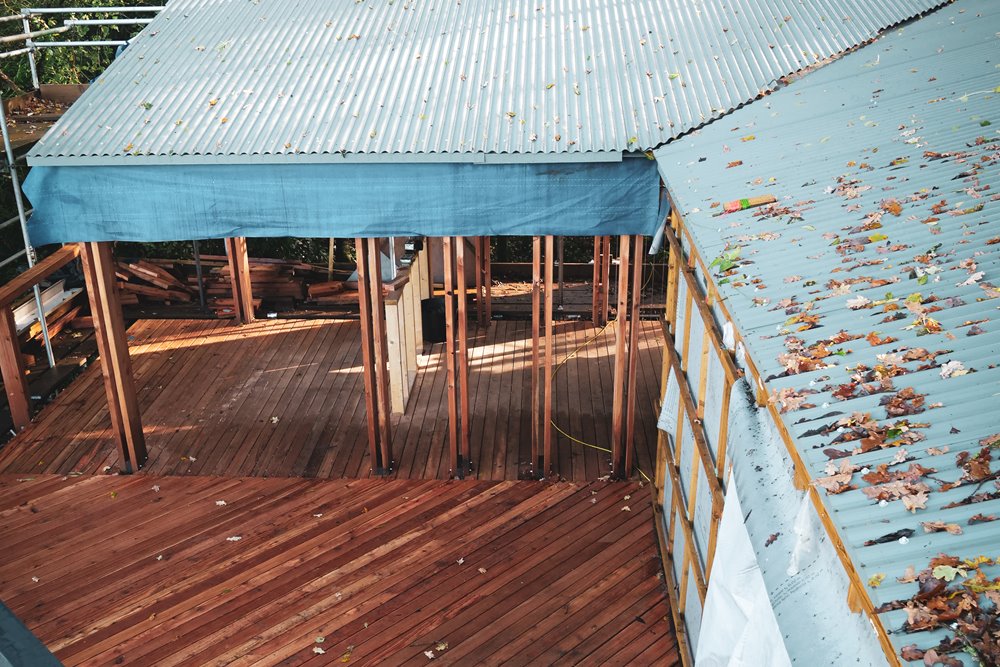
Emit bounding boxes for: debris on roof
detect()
[655,0,1000,663]
[28,0,945,165]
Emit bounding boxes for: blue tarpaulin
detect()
[22,158,662,245]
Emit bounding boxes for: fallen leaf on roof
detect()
[424,650,436,659]
[621,505,631,512]
[456,557,464,565]
[478,567,487,574]
[215,500,227,506]
[226,536,242,542]
[921,521,963,535]
[932,564,966,582]
[313,646,326,655]
[868,573,885,588]
[847,295,872,310]
[939,360,969,379]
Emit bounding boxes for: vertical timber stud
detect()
[473,237,484,328]
[80,242,147,472]
[0,307,30,430]
[483,236,492,325]
[543,235,555,478]
[355,239,381,472]
[442,237,459,476]
[224,237,255,324]
[610,235,632,478]
[624,235,644,476]
[591,236,601,324]
[366,238,394,473]
[455,237,471,477]
[530,236,542,476]
[600,236,612,326]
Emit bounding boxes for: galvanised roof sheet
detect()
[655,0,1000,663]
[27,0,945,166]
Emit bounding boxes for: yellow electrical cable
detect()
[548,315,653,484]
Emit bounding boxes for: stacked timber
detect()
[144,255,351,315]
[115,259,193,306]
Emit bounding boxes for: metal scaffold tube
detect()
[0,99,55,368]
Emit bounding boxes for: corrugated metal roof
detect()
[656,0,1000,663]
[27,0,945,166]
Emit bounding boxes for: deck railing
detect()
[0,243,79,430]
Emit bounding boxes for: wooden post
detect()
[80,242,147,472]
[610,235,631,477]
[530,236,542,476]
[600,236,612,325]
[442,237,459,476]
[355,238,381,472]
[591,236,601,324]
[224,236,255,324]
[473,237,484,328]
[366,238,394,472]
[482,236,492,325]
[456,236,471,476]
[543,235,555,477]
[624,235,644,476]
[0,307,30,431]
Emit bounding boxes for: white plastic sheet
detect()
[695,470,792,667]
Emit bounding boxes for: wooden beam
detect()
[455,236,471,476]
[442,237,459,476]
[0,307,30,431]
[530,236,542,475]
[79,242,147,472]
[366,238,394,473]
[623,235,643,476]
[610,235,631,477]
[224,237,255,324]
[482,236,492,325]
[542,235,555,477]
[355,238,380,472]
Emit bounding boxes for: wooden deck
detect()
[0,318,663,481]
[0,474,677,666]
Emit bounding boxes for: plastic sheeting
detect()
[22,158,663,246]
[696,470,791,667]
[723,380,886,665]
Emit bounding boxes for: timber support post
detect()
[455,236,471,477]
[80,241,147,473]
[355,237,394,475]
[610,235,644,479]
[530,236,542,477]
[530,236,556,479]
[224,236,255,324]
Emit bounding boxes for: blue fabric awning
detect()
[22,158,662,245]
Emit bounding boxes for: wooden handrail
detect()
[0,243,80,308]
[0,243,81,432]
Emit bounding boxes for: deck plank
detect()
[0,474,677,667]
[0,318,663,482]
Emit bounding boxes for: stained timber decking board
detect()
[0,474,678,666]
[0,318,663,481]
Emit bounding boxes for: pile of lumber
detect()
[143,255,346,316]
[115,259,193,306]
[306,280,357,306]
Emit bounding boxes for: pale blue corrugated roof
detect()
[656,0,1000,663]
[26,0,945,165]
